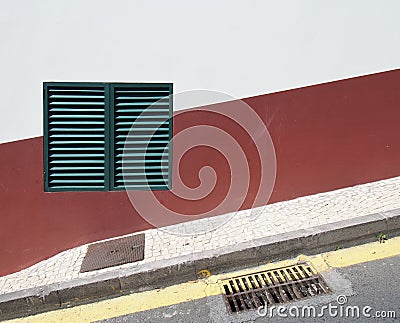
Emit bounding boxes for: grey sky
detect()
[0,0,399,143]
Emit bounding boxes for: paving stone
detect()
[0,176,400,299]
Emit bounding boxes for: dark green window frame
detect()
[43,82,173,192]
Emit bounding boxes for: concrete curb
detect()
[0,208,399,321]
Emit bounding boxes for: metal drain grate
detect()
[80,234,145,273]
[220,263,331,314]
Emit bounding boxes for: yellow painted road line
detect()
[320,235,400,268]
[6,236,400,323]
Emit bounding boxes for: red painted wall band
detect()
[1,70,399,276]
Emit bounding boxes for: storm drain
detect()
[80,234,145,273]
[220,263,331,314]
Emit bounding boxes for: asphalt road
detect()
[98,255,400,323]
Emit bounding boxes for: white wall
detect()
[0,0,399,143]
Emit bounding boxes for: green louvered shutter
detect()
[111,84,172,190]
[44,83,107,191]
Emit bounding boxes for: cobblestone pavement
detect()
[1,176,399,297]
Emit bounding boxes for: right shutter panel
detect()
[112,84,172,190]
[45,84,106,191]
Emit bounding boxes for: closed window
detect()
[43,82,172,192]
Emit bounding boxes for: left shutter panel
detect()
[45,84,106,191]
